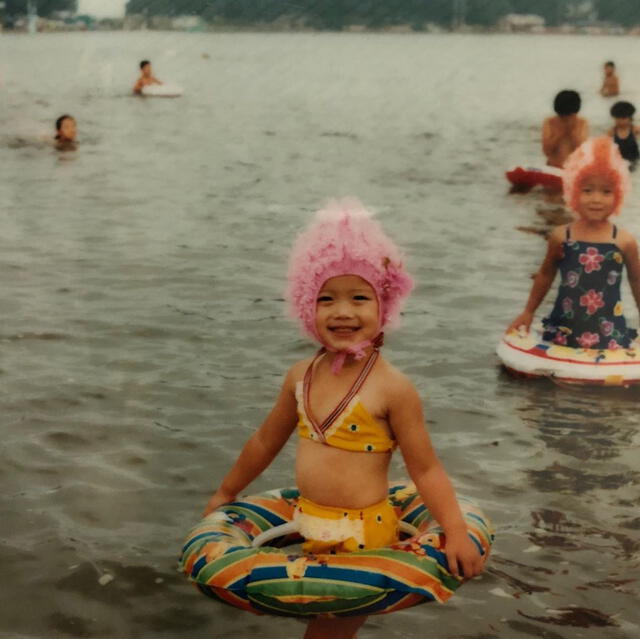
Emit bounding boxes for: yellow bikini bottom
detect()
[294,496,400,554]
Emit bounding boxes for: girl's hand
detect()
[506,310,533,334]
[202,488,236,517]
[445,531,487,579]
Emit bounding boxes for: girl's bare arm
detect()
[203,366,301,515]
[620,232,640,316]
[388,373,486,578]
[506,227,563,332]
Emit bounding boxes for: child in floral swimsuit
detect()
[203,199,487,639]
[508,136,640,349]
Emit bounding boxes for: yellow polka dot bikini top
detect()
[296,348,396,453]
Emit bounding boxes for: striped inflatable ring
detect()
[497,327,640,386]
[179,483,494,618]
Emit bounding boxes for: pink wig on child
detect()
[563,136,630,215]
[286,198,413,348]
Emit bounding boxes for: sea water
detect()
[1,31,639,638]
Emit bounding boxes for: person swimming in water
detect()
[54,114,77,151]
[600,61,620,98]
[608,101,640,170]
[133,60,163,95]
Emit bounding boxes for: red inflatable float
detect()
[506,165,563,191]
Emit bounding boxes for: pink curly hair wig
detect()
[563,136,631,215]
[286,198,414,342]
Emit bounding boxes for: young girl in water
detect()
[508,137,640,349]
[203,199,486,639]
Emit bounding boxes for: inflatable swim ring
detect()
[179,484,494,618]
[497,326,640,386]
[141,84,183,98]
[506,165,563,191]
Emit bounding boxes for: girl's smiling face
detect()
[315,275,379,350]
[577,175,616,222]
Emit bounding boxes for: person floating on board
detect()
[133,60,162,95]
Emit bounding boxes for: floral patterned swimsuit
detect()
[542,225,637,350]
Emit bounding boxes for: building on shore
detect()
[124,13,207,31]
[498,13,545,34]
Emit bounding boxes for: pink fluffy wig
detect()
[563,136,630,215]
[286,198,414,343]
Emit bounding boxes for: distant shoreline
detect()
[2,12,637,37]
[2,24,638,36]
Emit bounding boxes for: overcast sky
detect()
[78,0,127,18]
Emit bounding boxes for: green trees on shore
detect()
[9,0,640,27]
[594,0,640,25]
[6,0,77,16]
[123,0,640,29]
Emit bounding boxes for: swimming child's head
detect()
[563,136,630,216]
[553,90,581,116]
[604,61,615,74]
[610,100,635,122]
[140,60,151,74]
[286,198,413,366]
[55,114,76,141]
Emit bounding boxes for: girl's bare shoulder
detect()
[615,227,638,252]
[549,223,569,242]
[546,224,568,256]
[284,357,313,389]
[374,357,418,397]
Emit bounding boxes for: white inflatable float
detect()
[141,84,184,98]
[497,326,640,386]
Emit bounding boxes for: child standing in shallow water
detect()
[203,200,487,639]
[542,90,589,169]
[508,137,640,349]
[608,101,640,168]
[600,61,620,97]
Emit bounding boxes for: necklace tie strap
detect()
[303,342,381,442]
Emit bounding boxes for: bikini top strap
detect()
[302,348,327,441]
[302,347,380,441]
[331,349,380,420]
[612,224,618,239]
